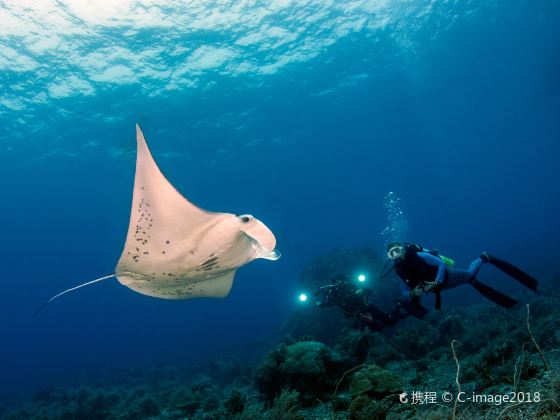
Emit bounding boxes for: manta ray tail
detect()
[33,274,116,317]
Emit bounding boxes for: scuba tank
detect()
[422,244,455,266]
[438,254,455,266]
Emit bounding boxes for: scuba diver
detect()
[313,275,422,331]
[384,243,538,310]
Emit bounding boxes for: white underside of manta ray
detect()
[35,125,280,315]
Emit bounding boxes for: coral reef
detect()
[348,394,392,420]
[255,340,351,406]
[1,250,559,419]
[267,390,303,420]
[349,364,403,397]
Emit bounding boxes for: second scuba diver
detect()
[385,243,538,310]
[313,274,424,332]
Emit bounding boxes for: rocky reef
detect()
[2,248,559,419]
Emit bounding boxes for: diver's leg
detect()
[447,262,518,308]
[445,268,474,290]
[444,255,522,309]
[444,257,485,290]
[467,257,485,278]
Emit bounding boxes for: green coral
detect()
[268,390,303,420]
[350,365,403,397]
[281,341,336,376]
[348,394,394,419]
[256,340,350,406]
[224,390,246,415]
[348,395,376,420]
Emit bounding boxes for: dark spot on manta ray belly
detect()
[201,256,219,271]
[202,256,219,265]
[203,261,218,267]
[202,262,217,268]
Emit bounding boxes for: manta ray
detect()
[35,125,280,315]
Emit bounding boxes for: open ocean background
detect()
[0,0,559,394]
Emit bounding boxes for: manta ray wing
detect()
[115,125,235,299]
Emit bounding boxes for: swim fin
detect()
[471,278,518,309]
[485,253,538,292]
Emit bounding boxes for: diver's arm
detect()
[313,284,334,307]
[399,279,410,297]
[418,252,446,284]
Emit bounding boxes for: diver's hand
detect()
[423,281,438,292]
[409,287,424,298]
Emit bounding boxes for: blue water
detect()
[1,0,559,393]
